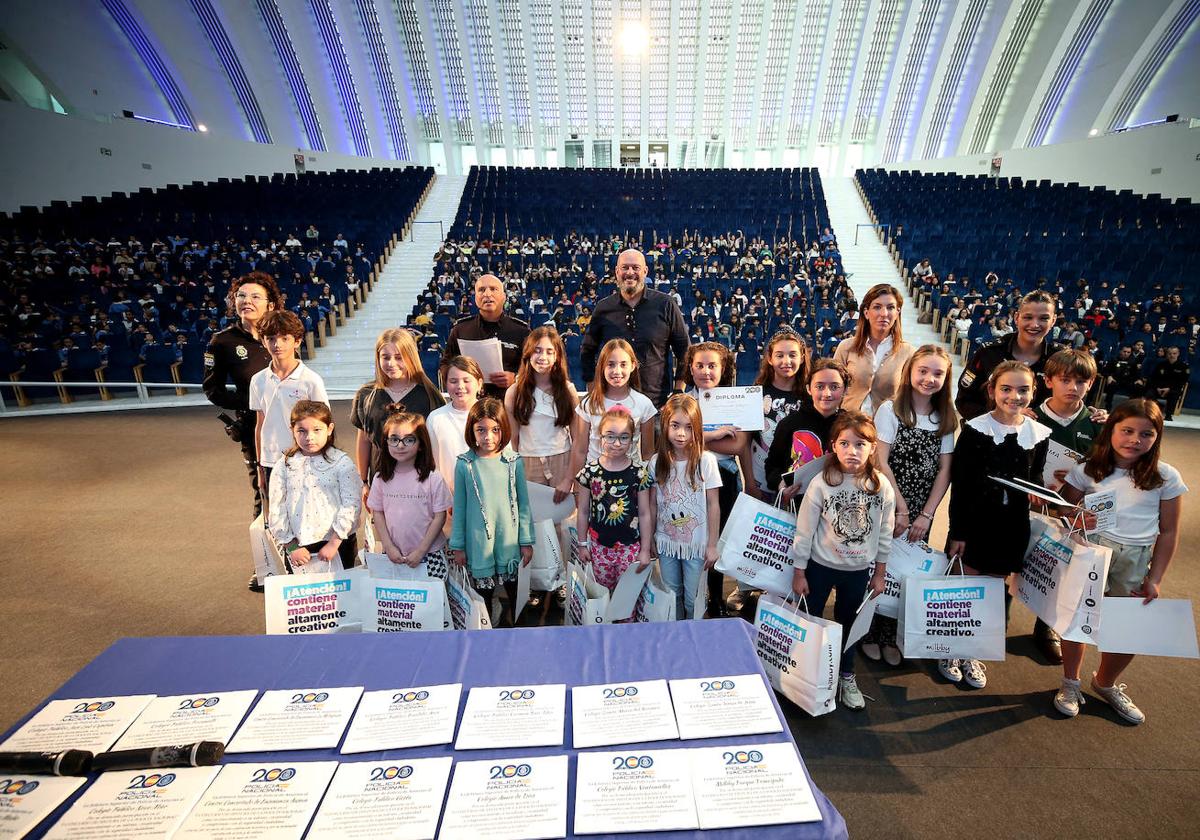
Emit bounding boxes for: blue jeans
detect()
[659,552,703,619]
[803,561,870,674]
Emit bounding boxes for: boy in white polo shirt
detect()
[251,310,329,512]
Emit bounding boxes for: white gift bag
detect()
[565,561,610,626]
[873,539,949,619]
[367,577,446,632]
[898,571,1007,661]
[530,519,566,591]
[1017,515,1111,644]
[715,493,796,596]
[249,513,287,582]
[754,593,841,716]
[445,567,492,630]
[636,563,676,623]
[264,568,367,634]
[582,563,612,625]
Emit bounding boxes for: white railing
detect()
[0,380,369,415]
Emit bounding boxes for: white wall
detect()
[0,102,412,214]
[884,120,1200,200]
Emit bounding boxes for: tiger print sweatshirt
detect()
[789,471,896,572]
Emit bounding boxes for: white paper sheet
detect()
[697,385,766,432]
[784,454,829,494]
[110,690,259,751]
[516,555,532,619]
[43,765,220,840]
[843,593,880,651]
[225,687,363,753]
[0,775,85,840]
[1043,440,1084,489]
[605,563,651,621]
[668,675,783,740]
[440,755,568,840]
[173,761,338,840]
[527,482,575,523]
[362,551,430,580]
[340,684,462,753]
[454,684,566,750]
[989,474,1071,506]
[1083,489,1117,534]
[689,742,822,829]
[573,749,698,834]
[457,337,504,377]
[0,694,156,754]
[570,679,679,749]
[305,758,453,840]
[1096,598,1200,658]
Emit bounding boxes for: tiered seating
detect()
[857,168,1199,410]
[408,167,853,387]
[0,167,433,405]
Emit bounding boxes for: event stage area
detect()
[3,404,1199,837]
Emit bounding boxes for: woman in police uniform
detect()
[203,271,280,589]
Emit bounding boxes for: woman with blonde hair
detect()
[351,328,445,502]
[834,283,915,415]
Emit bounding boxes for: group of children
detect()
[249,297,1185,725]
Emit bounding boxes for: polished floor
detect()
[2,404,1198,838]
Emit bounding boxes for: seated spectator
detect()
[1146,345,1189,420]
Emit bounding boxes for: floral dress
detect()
[576,460,653,589]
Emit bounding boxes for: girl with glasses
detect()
[367,406,451,581]
[575,407,654,617]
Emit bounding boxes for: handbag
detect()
[366,576,446,632]
[754,593,841,716]
[715,492,796,596]
[636,562,676,623]
[530,519,566,591]
[445,566,492,630]
[264,568,367,635]
[898,558,1007,660]
[872,539,949,619]
[1017,512,1111,643]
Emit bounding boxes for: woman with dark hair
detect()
[203,271,283,590]
[833,283,915,415]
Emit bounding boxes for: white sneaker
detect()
[839,674,866,710]
[937,658,962,683]
[1054,678,1086,717]
[860,640,882,661]
[962,659,988,689]
[1091,677,1145,725]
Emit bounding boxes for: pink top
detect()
[367,468,452,554]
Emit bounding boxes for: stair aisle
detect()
[819,173,958,399]
[313,175,469,397]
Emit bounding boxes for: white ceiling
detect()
[1,0,1197,171]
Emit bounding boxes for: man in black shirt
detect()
[441,273,530,400]
[581,249,690,406]
[1147,345,1190,420]
[1101,345,1144,409]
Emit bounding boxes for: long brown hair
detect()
[283,400,337,460]
[892,344,958,437]
[1084,398,1165,490]
[753,329,810,395]
[511,327,574,427]
[684,341,735,388]
[372,406,435,482]
[371,327,443,408]
[823,411,882,493]
[585,338,642,413]
[850,283,904,355]
[655,394,704,490]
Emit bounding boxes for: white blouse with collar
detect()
[268,448,361,546]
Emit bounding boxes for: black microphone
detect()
[0,750,93,776]
[90,741,225,773]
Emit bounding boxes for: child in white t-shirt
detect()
[648,394,722,619]
[1055,398,1187,725]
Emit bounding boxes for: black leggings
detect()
[296,535,359,571]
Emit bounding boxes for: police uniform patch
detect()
[203,352,215,368]
[959,370,975,388]
[236,345,248,359]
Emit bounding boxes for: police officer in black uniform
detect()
[1146,345,1190,420]
[440,273,530,399]
[203,271,280,589]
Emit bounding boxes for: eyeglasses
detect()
[600,433,633,444]
[386,434,419,448]
[235,292,267,302]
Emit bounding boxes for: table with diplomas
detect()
[2,620,846,839]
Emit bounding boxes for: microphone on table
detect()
[0,749,94,776]
[90,741,225,773]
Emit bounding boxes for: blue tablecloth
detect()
[9,620,847,839]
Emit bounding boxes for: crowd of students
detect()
[219,264,1186,725]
